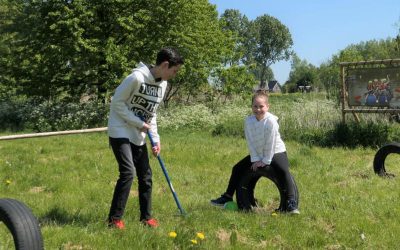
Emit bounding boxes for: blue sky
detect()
[208,0,400,84]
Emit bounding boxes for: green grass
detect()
[1,130,400,249]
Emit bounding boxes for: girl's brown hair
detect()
[251,89,269,104]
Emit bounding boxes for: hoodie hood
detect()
[255,112,278,122]
[132,62,155,83]
[266,112,279,122]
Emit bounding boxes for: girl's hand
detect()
[251,161,265,171]
[140,122,150,132]
[152,142,161,156]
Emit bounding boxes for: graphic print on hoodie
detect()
[130,81,163,123]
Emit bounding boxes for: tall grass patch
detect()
[2,93,399,149]
[150,91,395,146]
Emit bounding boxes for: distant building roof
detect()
[254,80,281,93]
[268,80,278,90]
[268,80,281,92]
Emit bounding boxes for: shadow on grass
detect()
[39,206,92,226]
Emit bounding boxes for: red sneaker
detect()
[142,218,159,228]
[108,218,125,229]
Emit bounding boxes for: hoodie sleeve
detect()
[262,116,278,165]
[147,115,160,144]
[244,117,262,162]
[110,73,145,128]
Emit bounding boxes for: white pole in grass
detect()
[0,127,108,141]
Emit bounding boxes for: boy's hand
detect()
[140,122,150,132]
[152,142,161,156]
[251,161,266,171]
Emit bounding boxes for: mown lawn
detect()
[1,129,399,249]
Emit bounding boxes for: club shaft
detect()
[147,132,185,215]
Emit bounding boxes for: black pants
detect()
[108,137,152,221]
[225,152,297,202]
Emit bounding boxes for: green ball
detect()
[224,201,238,211]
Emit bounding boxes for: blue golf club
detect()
[143,121,186,215]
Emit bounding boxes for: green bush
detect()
[388,124,400,142]
[297,128,328,146]
[211,117,244,137]
[25,100,109,132]
[157,104,216,131]
[0,99,109,132]
[158,102,250,132]
[327,122,399,148]
[297,122,400,148]
[0,100,26,131]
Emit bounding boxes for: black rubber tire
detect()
[373,142,400,177]
[236,166,299,211]
[0,198,44,250]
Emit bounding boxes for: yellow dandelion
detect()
[168,231,177,238]
[5,180,11,185]
[196,232,205,240]
[190,239,198,244]
[271,212,278,217]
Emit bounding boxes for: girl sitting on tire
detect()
[210,89,300,214]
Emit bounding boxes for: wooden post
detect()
[352,111,360,123]
[340,64,346,124]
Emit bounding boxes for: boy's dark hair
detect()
[156,47,184,67]
[252,89,269,104]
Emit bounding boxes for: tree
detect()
[250,15,293,84]
[0,0,22,100]
[2,0,150,101]
[156,0,231,107]
[218,11,289,94]
[317,60,340,101]
[251,65,274,87]
[220,9,251,66]
[213,65,255,102]
[396,17,400,57]
[337,38,398,62]
[396,34,400,57]
[286,54,318,92]
[211,9,256,100]
[0,0,230,105]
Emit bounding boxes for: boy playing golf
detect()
[211,89,300,214]
[107,47,184,229]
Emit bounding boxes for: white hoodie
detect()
[107,62,167,145]
[244,112,286,165]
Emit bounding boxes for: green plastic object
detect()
[224,201,238,211]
